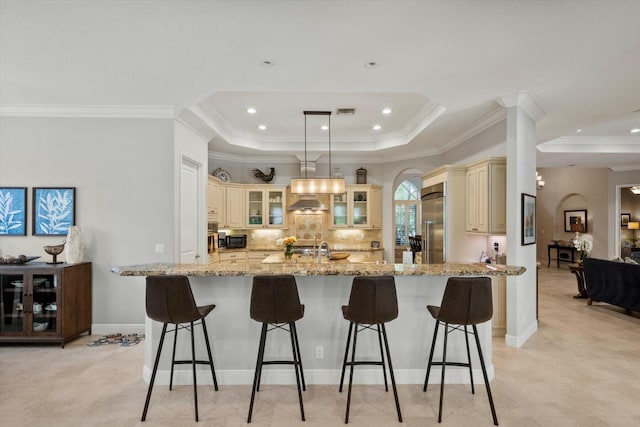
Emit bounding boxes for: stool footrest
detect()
[429,361,470,368]
[261,360,299,366]
[172,360,213,366]
[345,361,384,367]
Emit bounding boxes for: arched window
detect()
[394,180,420,248]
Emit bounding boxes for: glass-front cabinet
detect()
[330,185,382,229]
[246,186,286,229]
[0,262,92,347]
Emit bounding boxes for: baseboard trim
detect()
[92,324,145,336]
[505,320,538,348]
[142,365,494,386]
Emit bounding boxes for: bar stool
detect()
[423,276,498,425]
[339,276,402,424]
[141,275,218,422]
[247,275,306,423]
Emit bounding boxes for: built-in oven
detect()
[225,234,247,249]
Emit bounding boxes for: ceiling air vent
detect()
[336,108,356,116]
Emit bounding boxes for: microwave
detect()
[225,234,247,249]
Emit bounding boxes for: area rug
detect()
[87,333,144,347]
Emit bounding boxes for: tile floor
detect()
[2,266,640,426]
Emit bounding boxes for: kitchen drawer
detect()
[219,252,247,262]
[247,251,278,260]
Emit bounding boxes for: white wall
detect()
[0,116,175,327]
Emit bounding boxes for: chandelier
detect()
[290,111,346,195]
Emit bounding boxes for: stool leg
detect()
[291,321,306,391]
[142,323,167,422]
[345,322,359,424]
[190,321,199,422]
[169,323,178,391]
[201,317,219,391]
[247,323,267,423]
[423,320,440,392]
[464,325,475,394]
[381,323,402,422]
[438,323,449,423]
[472,325,499,426]
[289,321,305,421]
[376,324,389,392]
[339,321,354,393]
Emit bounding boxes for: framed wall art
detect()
[564,209,587,233]
[0,187,27,236]
[621,213,631,227]
[33,187,76,236]
[521,193,536,245]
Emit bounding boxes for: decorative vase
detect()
[65,226,84,264]
[284,244,293,260]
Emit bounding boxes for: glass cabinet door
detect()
[32,274,57,333]
[332,193,348,227]
[352,190,369,227]
[0,273,25,333]
[267,190,284,226]
[247,190,264,227]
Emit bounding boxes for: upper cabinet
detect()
[207,176,224,223]
[246,185,287,229]
[465,158,506,234]
[330,185,382,229]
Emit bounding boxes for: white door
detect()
[180,157,200,263]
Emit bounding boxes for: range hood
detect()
[287,195,327,211]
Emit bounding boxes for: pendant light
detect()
[290,111,346,196]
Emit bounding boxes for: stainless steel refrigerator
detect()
[421,182,445,264]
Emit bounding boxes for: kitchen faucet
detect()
[318,241,331,263]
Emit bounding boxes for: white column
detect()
[496,92,545,348]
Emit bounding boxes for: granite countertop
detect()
[112,261,525,277]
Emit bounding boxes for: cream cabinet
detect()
[247,251,279,262]
[219,251,247,265]
[465,158,506,234]
[246,186,287,229]
[207,176,224,223]
[491,276,506,337]
[222,184,245,229]
[330,185,382,229]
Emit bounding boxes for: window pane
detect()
[395,204,406,245]
[408,204,417,236]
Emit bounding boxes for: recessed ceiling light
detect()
[247,108,256,114]
[364,61,378,68]
[631,128,640,133]
[321,125,328,130]
[258,125,267,130]
[372,125,381,130]
[382,108,392,114]
[576,129,582,133]
[261,60,274,67]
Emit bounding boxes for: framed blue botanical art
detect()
[0,187,27,236]
[33,187,76,236]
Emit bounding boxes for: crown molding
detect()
[538,136,640,153]
[495,91,545,122]
[438,106,506,154]
[609,164,640,172]
[0,104,181,118]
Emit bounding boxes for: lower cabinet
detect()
[0,262,92,347]
[492,276,506,337]
[219,251,247,265]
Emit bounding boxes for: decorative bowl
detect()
[329,252,350,260]
[33,321,48,332]
[0,255,40,265]
[44,242,65,256]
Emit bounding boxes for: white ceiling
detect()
[1,0,639,169]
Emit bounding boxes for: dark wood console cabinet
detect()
[0,262,91,347]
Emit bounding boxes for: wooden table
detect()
[568,263,587,299]
[548,244,577,268]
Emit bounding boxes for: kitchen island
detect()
[113,261,524,386]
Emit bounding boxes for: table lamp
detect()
[628,221,639,247]
[570,222,585,241]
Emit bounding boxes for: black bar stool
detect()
[423,276,498,425]
[141,275,218,422]
[339,276,402,424]
[247,275,306,423]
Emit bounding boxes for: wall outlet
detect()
[155,243,165,254]
[315,345,324,359]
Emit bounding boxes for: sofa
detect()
[583,257,640,313]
